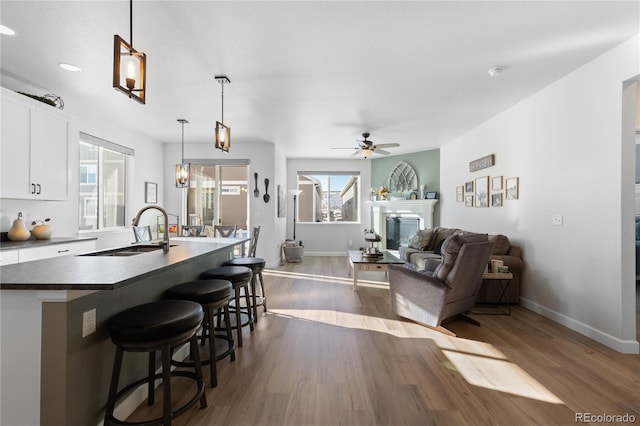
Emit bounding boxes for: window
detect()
[78,133,133,231]
[297,172,360,223]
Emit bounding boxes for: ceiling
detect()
[1,1,638,159]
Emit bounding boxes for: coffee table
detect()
[347,250,404,291]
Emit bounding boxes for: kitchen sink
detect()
[78,244,177,257]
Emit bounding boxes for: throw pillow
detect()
[489,234,511,255]
[410,229,434,250]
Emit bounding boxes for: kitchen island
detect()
[0,237,246,426]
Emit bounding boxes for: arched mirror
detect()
[388,161,418,193]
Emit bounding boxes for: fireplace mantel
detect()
[368,199,438,249]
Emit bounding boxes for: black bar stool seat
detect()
[104,300,207,426]
[200,266,253,347]
[165,279,235,387]
[225,257,267,321]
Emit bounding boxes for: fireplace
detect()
[386,217,420,249]
[368,199,438,250]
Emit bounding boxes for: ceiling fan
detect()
[333,133,400,159]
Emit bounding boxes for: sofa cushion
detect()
[489,234,511,255]
[433,233,489,282]
[409,229,435,250]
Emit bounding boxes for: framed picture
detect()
[465,181,474,193]
[491,176,503,191]
[475,176,489,207]
[425,191,438,199]
[456,186,463,202]
[145,182,157,203]
[465,194,474,207]
[505,177,519,200]
[491,193,503,207]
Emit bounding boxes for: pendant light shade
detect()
[175,119,190,188]
[113,0,146,104]
[214,75,231,152]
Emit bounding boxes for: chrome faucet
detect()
[132,204,170,253]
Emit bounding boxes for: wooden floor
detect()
[128,256,639,425]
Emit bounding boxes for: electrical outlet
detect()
[82,309,96,338]
[552,214,563,226]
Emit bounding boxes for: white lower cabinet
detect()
[17,240,96,263]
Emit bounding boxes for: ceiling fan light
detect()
[361,149,372,159]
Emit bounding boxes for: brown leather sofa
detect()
[398,227,524,304]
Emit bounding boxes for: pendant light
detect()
[113,0,146,104]
[175,119,190,188]
[214,75,231,152]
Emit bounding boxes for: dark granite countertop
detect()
[0,235,97,252]
[0,238,246,290]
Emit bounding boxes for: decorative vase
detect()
[32,224,52,240]
[8,212,31,241]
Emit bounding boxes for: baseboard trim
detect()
[519,297,639,354]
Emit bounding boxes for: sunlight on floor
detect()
[263,269,389,288]
[269,307,565,405]
[443,350,564,404]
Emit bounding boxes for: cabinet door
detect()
[18,240,96,263]
[34,107,70,200]
[1,95,34,199]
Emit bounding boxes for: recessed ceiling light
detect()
[59,63,82,72]
[488,66,505,77]
[0,25,16,36]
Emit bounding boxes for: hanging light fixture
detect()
[214,75,231,152]
[175,119,190,188]
[113,0,146,104]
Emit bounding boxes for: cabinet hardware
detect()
[36,184,41,194]
[57,249,70,254]
[31,183,36,194]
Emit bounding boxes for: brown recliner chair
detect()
[388,234,493,337]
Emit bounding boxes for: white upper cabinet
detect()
[1,88,71,200]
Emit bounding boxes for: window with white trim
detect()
[78,133,133,230]
[296,172,360,223]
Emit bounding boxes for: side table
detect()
[474,271,514,315]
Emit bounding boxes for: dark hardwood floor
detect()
[127,256,639,425]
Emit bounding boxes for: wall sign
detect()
[469,154,495,172]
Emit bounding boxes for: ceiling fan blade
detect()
[375,143,399,148]
[349,150,360,157]
[375,149,391,155]
[331,147,359,150]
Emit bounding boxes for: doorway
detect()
[186,164,249,238]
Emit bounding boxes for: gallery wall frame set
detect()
[457,176,518,207]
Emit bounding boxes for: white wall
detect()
[286,158,371,255]
[163,140,281,266]
[440,35,640,353]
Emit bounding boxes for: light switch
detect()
[552,214,563,226]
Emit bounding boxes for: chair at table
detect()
[247,226,260,257]
[132,225,152,242]
[214,225,237,238]
[388,233,493,337]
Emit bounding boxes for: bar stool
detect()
[224,257,267,322]
[165,279,235,388]
[200,266,253,347]
[104,300,206,426]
